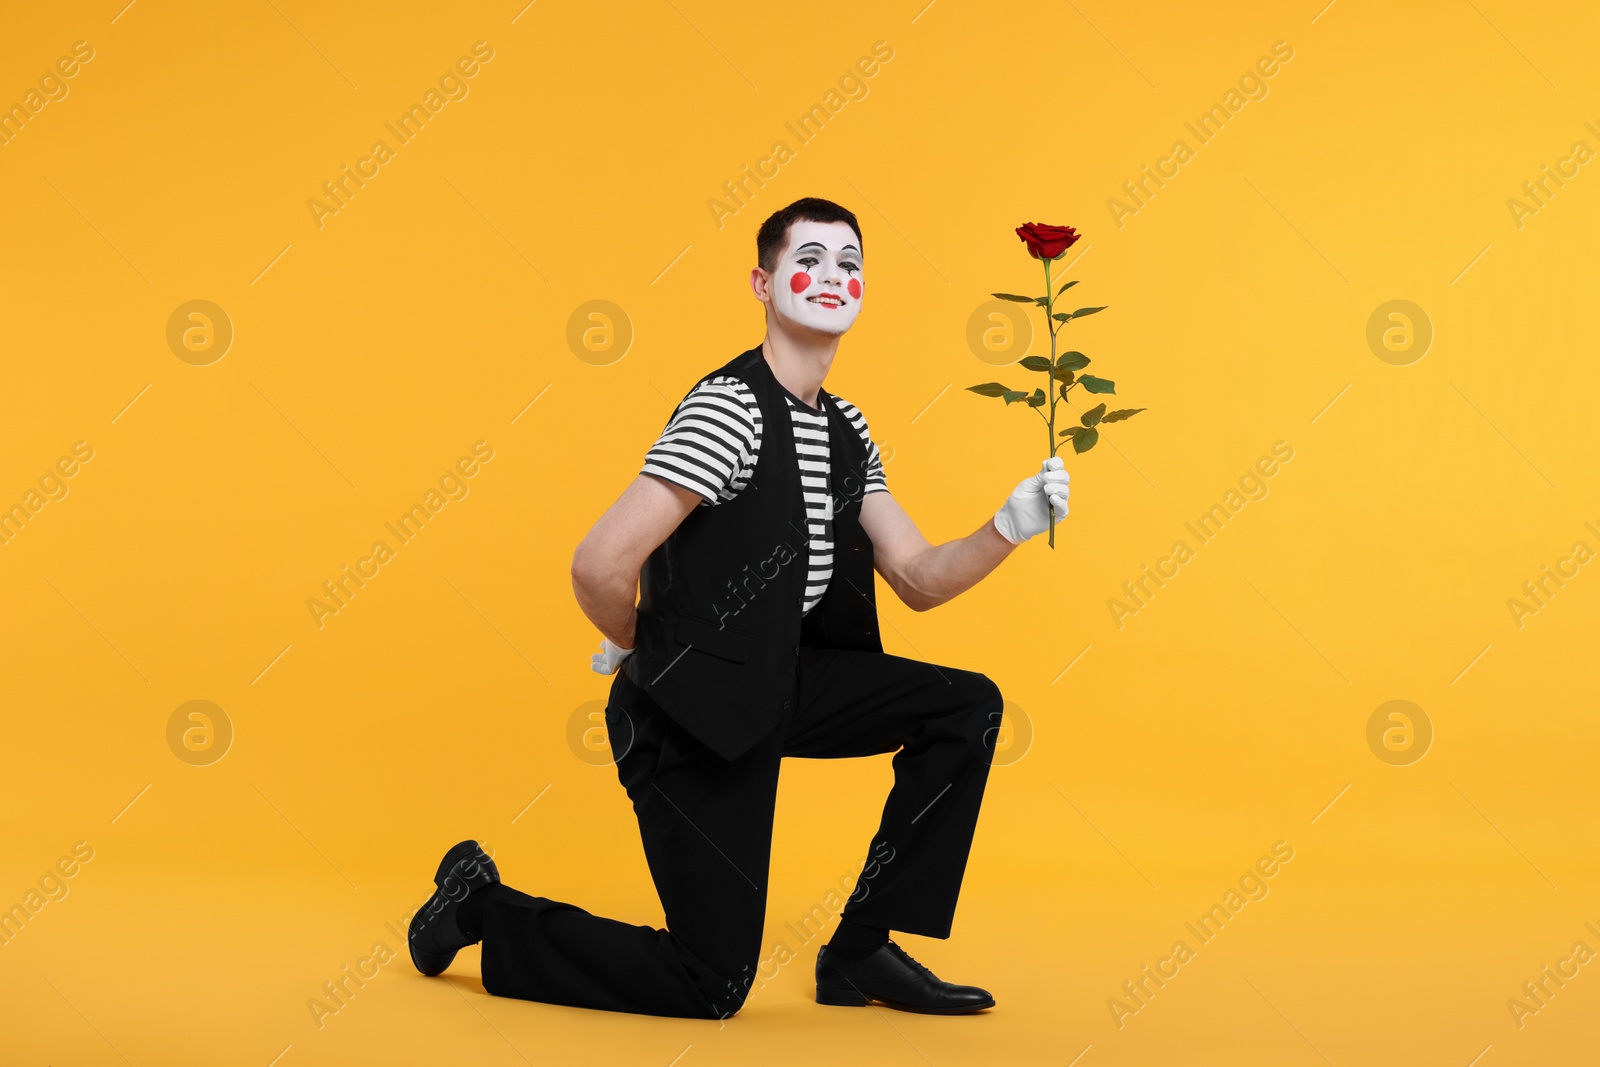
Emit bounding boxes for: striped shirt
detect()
[642,375,887,615]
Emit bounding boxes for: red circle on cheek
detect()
[789,271,811,294]
[847,278,862,299]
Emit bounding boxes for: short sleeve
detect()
[641,377,760,504]
[833,397,887,495]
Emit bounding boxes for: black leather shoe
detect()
[408,840,500,976]
[815,940,995,1013]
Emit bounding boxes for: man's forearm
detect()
[572,566,639,648]
[902,517,1018,611]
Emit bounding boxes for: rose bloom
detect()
[1015,222,1081,260]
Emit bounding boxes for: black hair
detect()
[756,197,864,276]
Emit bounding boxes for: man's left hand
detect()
[992,457,1070,545]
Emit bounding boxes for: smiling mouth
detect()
[808,294,845,309]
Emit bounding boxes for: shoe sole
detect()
[816,987,995,1013]
[410,944,455,977]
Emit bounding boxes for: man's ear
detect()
[749,267,770,301]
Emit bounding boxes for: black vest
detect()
[623,343,884,760]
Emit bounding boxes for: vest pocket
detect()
[673,615,755,663]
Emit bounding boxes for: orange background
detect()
[3,1,1598,1064]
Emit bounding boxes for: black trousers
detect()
[478,646,1003,1019]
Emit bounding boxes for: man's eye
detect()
[841,261,860,272]
[797,257,818,267]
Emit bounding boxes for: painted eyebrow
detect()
[794,241,862,256]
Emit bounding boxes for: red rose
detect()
[1015,222,1081,260]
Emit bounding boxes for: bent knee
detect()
[692,954,765,1020]
[971,671,1003,711]
[699,975,753,1020]
[958,673,1007,761]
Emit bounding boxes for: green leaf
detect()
[1057,280,1079,295]
[1101,407,1146,423]
[1072,426,1100,453]
[1081,403,1107,427]
[1056,351,1091,371]
[992,293,1034,303]
[1058,426,1088,438]
[1034,296,1052,307]
[1001,390,1031,405]
[1019,356,1053,371]
[1051,366,1076,385]
[1059,381,1071,400]
[1052,313,1070,322]
[1027,388,1047,408]
[967,382,1011,397]
[1070,306,1107,318]
[1078,374,1116,394]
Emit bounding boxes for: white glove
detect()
[993,457,1070,545]
[590,637,635,675]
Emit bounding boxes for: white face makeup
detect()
[766,219,864,335]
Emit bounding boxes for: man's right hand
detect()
[590,637,635,675]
